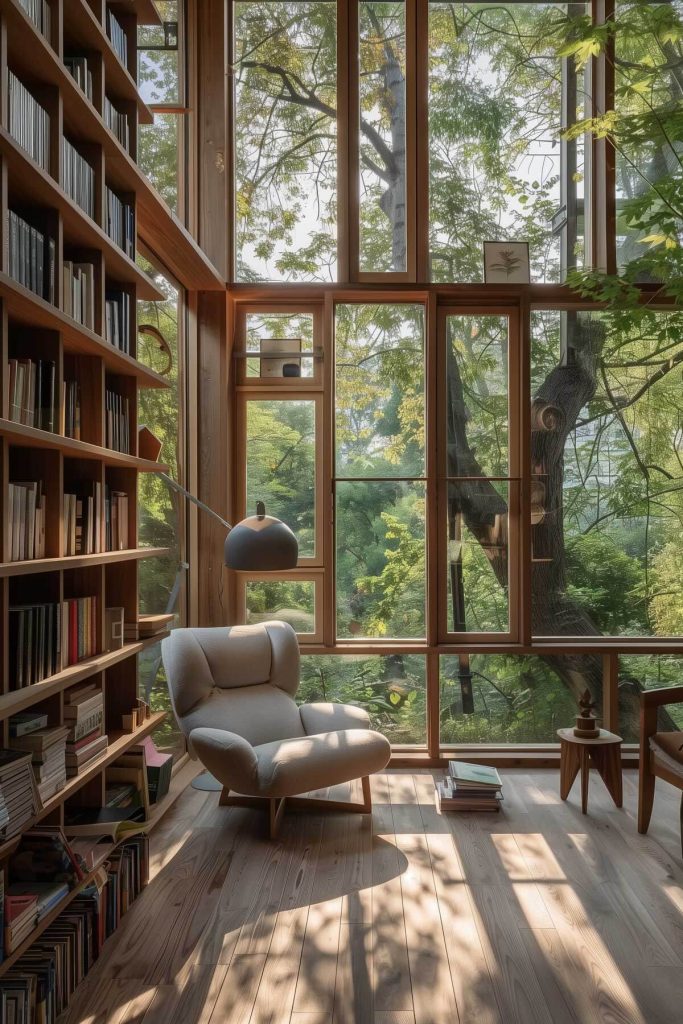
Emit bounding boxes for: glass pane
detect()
[138,114,180,213]
[445,314,509,477]
[446,480,510,634]
[335,303,425,478]
[359,1,407,272]
[246,579,316,635]
[531,308,683,639]
[245,311,315,379]
[246,400,316,558]
[619,655,683,743]
[137,2,180,106]
[137,262,185,760]
[428,3,587,283]
[336,480,426,639]
[615,2,683,273]
[234,1,338,281]
[440,653,580,743]
[300,654,426,744]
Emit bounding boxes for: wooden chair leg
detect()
[269,797,286,839]
[361,775,372,813]
[219,787,231,806]
[638,766,656,834]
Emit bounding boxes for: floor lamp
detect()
[158,473,298,791]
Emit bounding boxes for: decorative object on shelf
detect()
[557,727,623,815]
[483,240,530,284]
[574,688,600,738]
[138,425,163,462]
[105,607,124,652]
[137,325,173,376]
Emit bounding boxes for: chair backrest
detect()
[161,621,304,746]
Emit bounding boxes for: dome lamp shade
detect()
[224,502,298,571]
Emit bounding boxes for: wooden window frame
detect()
[238,569,325,644]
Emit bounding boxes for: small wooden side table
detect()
[557,728,623,814]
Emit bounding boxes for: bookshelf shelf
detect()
[0,418,169,469]
[0,546,170,579]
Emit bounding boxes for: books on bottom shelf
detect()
[0,751,41,843]
[8,357,56,431]
[9,596,99,690]
[64,684,107,777]
[7,481,46,561]
[435,761,504,812]
[8,726,68,804]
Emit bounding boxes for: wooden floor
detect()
[59,769,683,1024]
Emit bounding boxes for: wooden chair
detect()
[638,685,683,854]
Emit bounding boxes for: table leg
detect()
[560,740,580,800]
[591,743,623,808]
[580,746,590,814]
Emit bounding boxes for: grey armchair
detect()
[161,621,391,837]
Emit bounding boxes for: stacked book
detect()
[17,0,51,41]
[64,55,93,101]
[104,96,130,150]
[124,612,174,642]
[3,891,38,954]
[8,604,61,688]
[105,187,135,257]
[7,357,56,431]
[105,389,130,452]
[7,71,50,171]
[105,289,131,353]
[62,138,95,218]
[7,481,47,561]
[0,750,40,840]
[106,7,128,65]
[0,786,9,840]
[436,761,503,812]
[9,726,68,804]
[62,379,81,439]
[104,488,129,550]
[8,209,56,302]
[64,685,107,777]
[62,260,95,329]
[63,480,102,555]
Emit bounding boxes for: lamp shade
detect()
[224,502,298,571]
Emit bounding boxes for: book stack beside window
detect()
[435,761,503,812]
[9,721,68,803]
[63,685,107,777]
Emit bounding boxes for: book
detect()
[9,827,84,886]
[62,138,95,219]
[9,712,49,739]
[447,761,503,790]
[7,209,55,302]
[7,71,50,171]
[63,805,149,841]
[435,777,502,813]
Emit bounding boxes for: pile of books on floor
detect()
[62,138,95,218]
[436,761,503,812]
[104,96,130,150]
[105,289,131,353]
[9,719,68,803]
[7,71,50,171]
[8,208,56,302]
[7,357,56,430]
[105,186,135,257]
[17,0,51,40]
[64,54,93,101]
[63,259,95,328]
[63,479,102,555]
[105,388,130,452]
[64,684,107,777]
[62,378,81,439]
[7,481,47,561]
[0,750,40,841]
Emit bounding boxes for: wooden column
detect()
[196,0,228,279]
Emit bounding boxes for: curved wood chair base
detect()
[219,775,372,838]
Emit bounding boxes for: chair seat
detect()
[255,728,391,798]
[650,732,683,777]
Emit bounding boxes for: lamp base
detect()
[191,770,223,792]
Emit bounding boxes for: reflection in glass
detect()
[336,481,426,639]
[300,654,426,744]
[246,400,316,558]
[246,580,316,634]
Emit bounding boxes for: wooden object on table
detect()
[637,684,683,855]
[573,687,600,738]
[557,727,623,814]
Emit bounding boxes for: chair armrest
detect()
[640,685,683,708]
[189,727,259,795]
[299,702,371,736]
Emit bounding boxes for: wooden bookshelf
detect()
[0,0,189,993]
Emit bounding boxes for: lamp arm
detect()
[158,473,233,532]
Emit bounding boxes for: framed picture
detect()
[483,241,530,284]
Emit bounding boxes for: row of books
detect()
[105,187,135,258]
[63,480,102,555]
[64,685,107,777]
[7,482,47,562]
[63,260,95,330]
[104,96,130,151]
[105,289,131,353]
[10,725,68,804]
[17,0,51,42]
[106,8,129,66]
[106,490,130,551]
[63,379,81,440]
[105,389,130,453]
[64,55,93,102]
[7,358,56,432]
[8,210,56,303]
[436,761,504,812]
[9,596,99,690]
[62,138,95,219]
[7,71,50,172]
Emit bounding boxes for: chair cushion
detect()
[182,682,305,747]
[255,728,391,798]
[651,732,683,775]
[299,702,371,735]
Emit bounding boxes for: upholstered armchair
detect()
[638,685,683,855]
[161,621,391,837]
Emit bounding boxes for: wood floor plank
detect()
[208,953,267,1023]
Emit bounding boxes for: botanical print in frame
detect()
[483,241,530,284]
